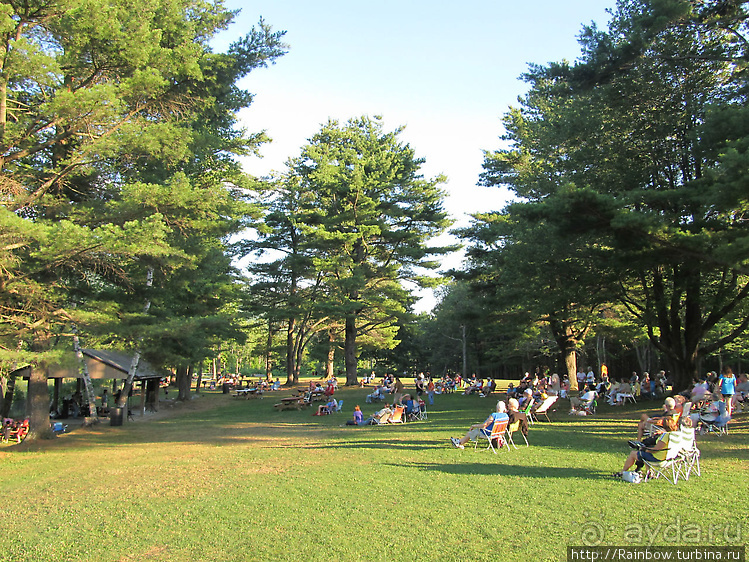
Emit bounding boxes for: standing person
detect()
[392,376,405,405]
[450,401,508,450]
[576,370,586,391]
[585,367,596,387]
[719,366,736,417]
[427,377,436,405]
[100,388,109,411]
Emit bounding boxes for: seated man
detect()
[613,380,634,405]
[463,378,483,396]
[362,403,393,425]
[403,394,418,419]
[365,385,386,403]
[615,416,679,478]
[480,378,496,397]
[732,373,749,411]
[449,401,508,450]
[518,388,534,409]
[570,385,597,411]
[314,397,337,416]
[636,396,679,440]
[507,398,529,439]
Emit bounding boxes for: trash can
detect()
[110,407,124,426]
[222,382,230,394]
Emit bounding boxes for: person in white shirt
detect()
[570,385,597,410]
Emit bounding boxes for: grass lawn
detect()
[1,382,747,562]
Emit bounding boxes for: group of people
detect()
[613,366,742,479]
[1,418,28,443]
[364,372,442,406]
[449,398,529,450]
[343,393,427,426]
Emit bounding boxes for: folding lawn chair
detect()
[474,418,509,454]
[521,399,535,425]
[642,431,684,485]
[675,424,701,481]
[388,405,405,423]
[416,401,427,420]
[530,396,557,423]
[505,419,528,449]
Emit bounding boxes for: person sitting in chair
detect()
[615,416,678,478]
[362,403,392,425]
[570,385,597,411]
[636,396,680,440]
[314,397,337,416]
[518,388,534,409]
[507,398,529,439]
[450,401,508,450]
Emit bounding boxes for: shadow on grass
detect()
[386,460,610,479]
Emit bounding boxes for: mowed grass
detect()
[1,383,748,562]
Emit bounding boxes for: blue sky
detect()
[214,1,618,310]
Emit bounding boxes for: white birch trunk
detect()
[72,328,99,426]
[117,267,153,409]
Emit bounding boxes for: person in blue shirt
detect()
[450,401,509,450]
[719,366,736,417]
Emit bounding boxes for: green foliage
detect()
[245,116,454,384]
[471,0,749,389]
[0,0,287,429]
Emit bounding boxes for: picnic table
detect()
[274,395,308,411]
[233,388,262,399]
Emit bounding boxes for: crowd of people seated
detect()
[611,365,744,480]
[449,397,530,450]
[2,418,29,443]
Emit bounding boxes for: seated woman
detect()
[507,398,529,438]
[314,397,337,416]
[449,401,508,450]
[344,405,365,425]
[615,416,678,478]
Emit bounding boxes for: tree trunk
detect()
[73,329,99,426]
[461,324,468,379]
[195,364,203,393]
[117,267,153,408]
[27,364,54,440]
[564,347,578,391]
[344,315,358,385]
[286,316,295,383]
[1,374,16,419]
[176,365,191,401]
[326,330,335,379]
[265,318,274,379]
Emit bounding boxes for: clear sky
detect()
[213,1,618,311]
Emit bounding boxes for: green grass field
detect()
[2,383,747,562]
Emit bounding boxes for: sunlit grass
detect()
[1,384,747,562]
